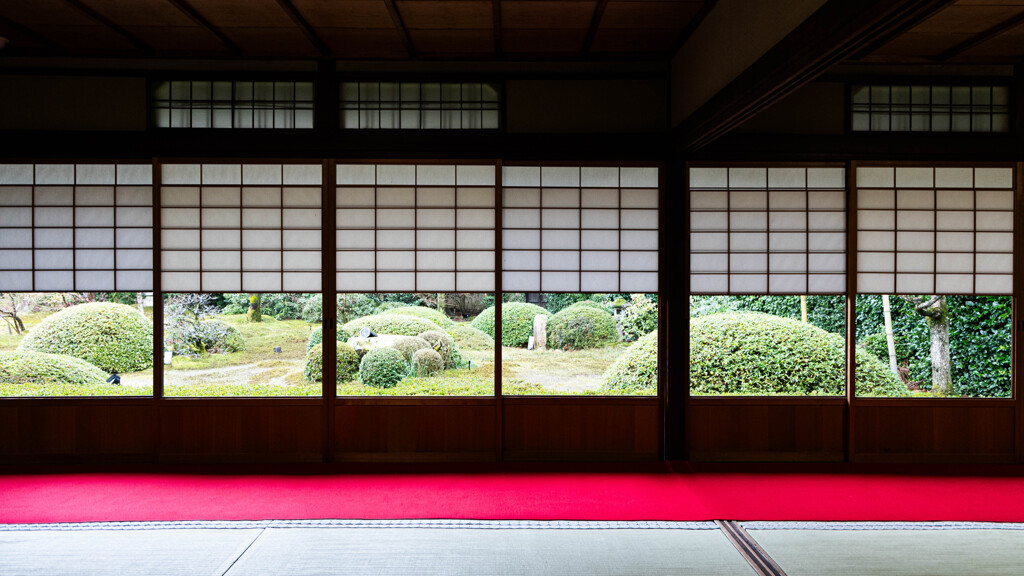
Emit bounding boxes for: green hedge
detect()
[303,342,360,382]
[690,312,905,396]
[619,294,658,342]
[390,336,432,362]
[359,347,408,388]
[380,306,454,328]
[447,324,494,350]
[18,302,153,373]
[0,350,109,387]
[342,314,443,337]
[307,325,352,352]
[472,303,549,347]
[412,348,444,376]
[547,306,618,350]
[418,330,460,369]
[567,300,613,314]
[601,330,658,393]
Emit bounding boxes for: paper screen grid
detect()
[689,166,846,294]
[340,82,500,130]
[856,166,1014,294]
[501,166,659,293]
[335,164,496,292]
[0,163,154,291]
[160,164,323,292]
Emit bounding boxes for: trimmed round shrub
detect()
[447,324,494,350]
[547,306,618,350]
[418,330,460,369]
[359,347,408,388]
[201,320,245,353]
[602,330,658,393]
[303,342,360,382]
[307,325,353,352]
[18,302,153,373]
[471,303,548,347]
[389,336,432,362]
[412,348,444,376]
[690,312,906,396]
[568,300,613,314]
[619,294,658,342]
[0,350,108,387]
[380,306,454,328]
[342,314,442,337]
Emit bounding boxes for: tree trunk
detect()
[800,295,808,323]
[927,308,953,395]
[247,294,263,323]
[881,295,898,375]
[136,292,145,314]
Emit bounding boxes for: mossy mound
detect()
[379,306,454,328]
[471,303,549,347]
[601,330,658,393]
[547,306,618,350]
[18,302,153,373]
[303,341,360,383]
[446,324,494,350]
[359,347,409,388]
[342,314,443,337]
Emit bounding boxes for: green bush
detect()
[222,293,314,320]
[602,331,658,393]
[18,302,154,373]
[380,306,454,328]
[418,330,460,369]
[300,295,322,323]
[307,325,353,352]
[359,347,408,388]
[412,348,444,376]
[390,336,432,362]
[690,312,905,396]
[858,332,911,368]
[0,350,109,387]
[619,294,658,342]
[447,324,494,350]
[343,314,443,337]
[200,320,245,353]
[547,306,618,350]
[471,302,549,347]
[336,294,378,324]
[303,342,360,382]
[567,300,614,314]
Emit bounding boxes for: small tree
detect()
[165,293,234,357]
[0,293,28,335]
[901,295,952,395]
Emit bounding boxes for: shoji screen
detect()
[335,164,496,291]
[856,166,1014,294]
[0,163,153,291]
[501,166,659,292]
[689,166,846,294]
[160,163,323,292]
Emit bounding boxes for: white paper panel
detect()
[76,249,114,269]
[162,230,199,250]
[691,212,727,231]
[583,230,620,250]
[35,187,73,206]
[283,165,322,186]
[976,253,1012,273]
[457,271,494,291]
[242,208,281,228]
[896,273,934,293]
[417,208,454,228]
[283,251,320,271]
[116,250,152,269]
[376,271,415,290]
[36,165,75,185]
[35,228,73,248]
[503,271,540,291]
[768,168,806,189]
[243,230,282,250]
[337,164,376,185]
[621,167,658,188]
[457,165,495,186]
[0,207,32,227]
[730,191,767,210]
[690,274,728,293]
[503,251,541,269]
[0,250,32,268]
[542,229,580,249]
[858,252,894,272]
[935,168,973,188]
[163,187,200,206]
[336,230,374,250]
[418,230,456,249]
[729,253,766,273]
[242,251,282,271]
[117,165,153,186]
[690,232,727,252]
[976,232,1013,252]
[0,187,32,206]
[416,251,455,270]
[691,253,728,273]
[243,272,281,292]
[378,251,415,270]
[336,272,375,291]
[542,271,580,291]
[976,212,1013,231]
[541,167,580,187]
[243,164,282,185]
[34,271,74,290]
[769,253,806,273]
[163,164,201,185]
[338,187,375,206]
[730,232,767,251]
[202,229,241,249]
[896,253,933,273]
[581,251,619,270]
[858,273,894,293]
[981,274,1013,293]
[76,271,114,290]
[377,208,415,227]
[896,189,934,209]
[731,212,768,230]
[202,272,240,291]
[0,229,33,248]
[457,188,494,207]
[937,232,974,252]
[542,208,580,228]
[337,208,374,228]
[730,274,767,293]
[769,274,806,293]
[0,164,35,185]
[936,189,973,210]
[808,191,845,210]
[502,230,539,249]
[895,211,933,230]
[579,271,617,291]
[808,274,845,292]
[582,167,619,188]
[202,164,242,185]
[76,228,114,248]
[161,272,201,291]
[975,168,1013,189]
[117,207,153,227]
[690,168,728,189]
[34,250,73,269]
[34,207,73,226]
[896,231,934,251]
[977,190,1013,210]
[283,188,320,207]
[457,251,494,270]
[857,167,894,188]
[896,167,934,188]
[76,187,114,205]
[376,229,415,249]
[690,191,728,210]
[769,191,806,210]
[116,270,152,290]
[337,251,375,270]
[202,251,241,270]
[542,251,579,270]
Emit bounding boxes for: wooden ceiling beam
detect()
[0,14,65,52]
[936,10,1024,61]
[493,0,502,55]
[582,0,609,53]
[671,0,717,56]
[384,0,416,58]
[675,0,956,153]
[165,0,243,56]
[274,0,331,58]
[60,0,153,54]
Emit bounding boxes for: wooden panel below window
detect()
[502,398,660,461]
[335,399,497,462]
[688,398,846,461]
[854,401,1015,463]
[158,401,322,462]
[0,401,155,462]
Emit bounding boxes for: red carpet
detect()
[3,463,1024,524]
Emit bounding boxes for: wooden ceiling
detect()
[0,0,709,60]
[858,0,1024,63]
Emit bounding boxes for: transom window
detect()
[850,84,1010,133]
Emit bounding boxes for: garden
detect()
[689,294,1011,397]
[0,291,660,397]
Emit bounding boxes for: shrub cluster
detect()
[359,347,408,388]
[418,330,460,369]
[618,294,658,342]
[446,324,494,350]
[689,312,905,396]
[222,293,320,321]
[471,303,549,347]
[303,342,360,382]
[342,314,443,337]
[18,302,154,373]
[602,330,658,393]
[307,325,353,352]
[0,350,109,387]
[390,336,432,362]
[380,306,454,328]
[412,348,444,376]
[567,300,614,314]
[547,306,618,350]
